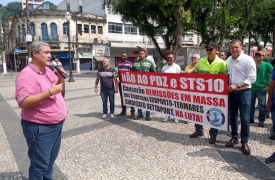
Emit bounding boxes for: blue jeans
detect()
[21,120,63,180]
[250,90,267,122]
[100,89,115,114]
[229,90,251,143]
[195,124,218,138]
[138,109,150,116]
[271,104,275,133]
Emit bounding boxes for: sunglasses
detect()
[255,54,263,57]
[206,48,213,52]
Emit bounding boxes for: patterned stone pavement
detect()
[0,72,275,180]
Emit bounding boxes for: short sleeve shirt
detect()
[132,59,156,72]
[194,56,227,74]
[97,67,115,90]
[15,63,67,124]
[161,63,181,73]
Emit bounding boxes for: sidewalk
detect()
[0,74,274,180]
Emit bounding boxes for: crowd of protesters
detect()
[95,39,275,163]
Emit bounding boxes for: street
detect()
[0,72,275,180]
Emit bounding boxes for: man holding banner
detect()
[226,39,256,155]
[132,49,156,120]
[161,53,181,123]
[189,42,227,145]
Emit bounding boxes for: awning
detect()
[94,56,105,61]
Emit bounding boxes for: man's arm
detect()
[150,61,156,72]
[94,76,100,93]
[114,77,118,93]
[19,81,63,108]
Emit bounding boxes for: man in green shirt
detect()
[132,49,156,120]
[250,51,273,127]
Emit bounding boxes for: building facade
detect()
[22,0,44,10]
[57,0,203,68]
[4,9,107,72]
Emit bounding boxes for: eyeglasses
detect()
[206,48,213,52]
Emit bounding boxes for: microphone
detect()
[55,66,67,79]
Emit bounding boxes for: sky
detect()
[1,0,63,6]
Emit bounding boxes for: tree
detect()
[103,0,192,59]
[0,2,22,19]
[45,1,57,10]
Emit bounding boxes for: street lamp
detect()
[65,12,75,82]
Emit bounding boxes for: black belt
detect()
[233,88,251,93]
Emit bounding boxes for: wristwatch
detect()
[237,85,240,89]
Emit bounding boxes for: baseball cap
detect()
[255,51,265,56]
[205,42,218,49]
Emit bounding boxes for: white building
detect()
[4,9,107,71]
[57,0,202,68]
[22,0,44,10]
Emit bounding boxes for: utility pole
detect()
[0,15,7,74]
[25,0,32,63]
[75,13,80,73]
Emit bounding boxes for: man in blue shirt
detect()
[266,66,275,163]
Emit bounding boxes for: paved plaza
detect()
[0,72,275,180]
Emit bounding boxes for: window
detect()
[79,6,82,12]
[155,29,163,36]
[124,24,137,35]
[84,25,89,33]
[22,24,26,35]
[197,36,200,44]
[98,26,103,34]
[108,22,122,34]
[67,3,70,11]
[50,23,58,41]
[185,34,193,41]
[41,23,48,41]
[91,25,96,34]
[77,24,82,34]
[63,22,68,36]
[30,22,35,36]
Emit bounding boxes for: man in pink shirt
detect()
[15,41,67,180]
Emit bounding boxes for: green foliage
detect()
[45,1,57,10]
[0,2,22,19]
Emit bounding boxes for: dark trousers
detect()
[119,82,135,113]
[21,119,63,180]
[229,90,251,143]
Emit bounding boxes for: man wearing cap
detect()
[226,39,256,155]
[250,51,273,127]
[189,42,227,145]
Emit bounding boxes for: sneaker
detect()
[259,122,264,127]
[117,112,126,117]
[266,152,275,164]
[146,115,151,121]
[174,119,179,123]
[266,114,270,118]
[110,114,115,119]
[136,114,144,120]
[269,133,275,140]
[162,116,169,122]
[102,114,107,119]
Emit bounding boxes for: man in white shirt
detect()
[225,39,256,155]
[161,53,181,123]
